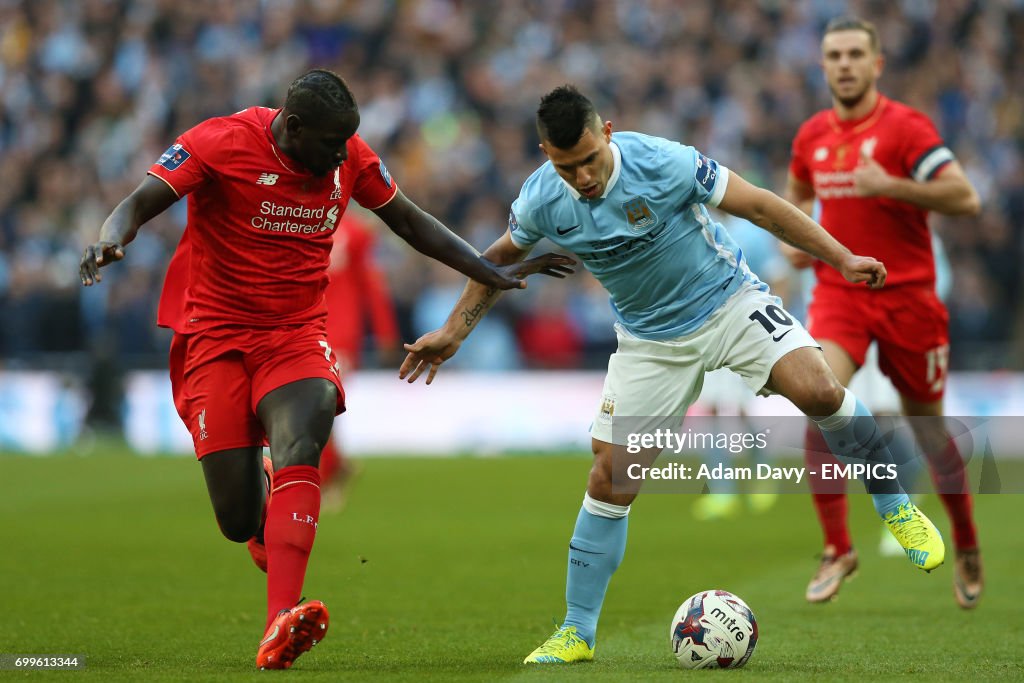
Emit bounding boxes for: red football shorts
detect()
[169,324,346,458]
[806,283,950,403]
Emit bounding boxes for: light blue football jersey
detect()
[509,131,764,340]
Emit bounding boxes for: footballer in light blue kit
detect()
[509,130,756,341]
[400,86,947,664]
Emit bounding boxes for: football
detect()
[670,590,758,669]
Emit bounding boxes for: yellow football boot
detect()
[883,501,945,572]
[523,625,594,664]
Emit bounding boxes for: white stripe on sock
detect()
[813,388,857,431]
[582,492,630,519]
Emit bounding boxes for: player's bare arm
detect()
[399,230,574,384]
[445,230,532,334]
[852,153,980,215]
[373,190,573,293]
[717,170,886,289]
[784,172,817,216]
[780,173,818,269]
[80,175,179,286]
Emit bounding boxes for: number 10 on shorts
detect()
[748,305,795,342]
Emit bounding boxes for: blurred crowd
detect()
[0,0,1021,372]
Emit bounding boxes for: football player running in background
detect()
[784,17,982,608]
[320,213,401,511]
[79,69,573,670]
[402,85,946,664]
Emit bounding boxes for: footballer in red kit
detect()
[791,95,953,401]
[151,107,398,335]
[319,214,401,508]
[150,107,398,455]
[79,69,575,670]
[791,96,951,291]
[784,18,983,609]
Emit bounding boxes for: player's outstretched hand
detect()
[399,330,463,385]
[839,254,887,289]
[479,253,577,290]
[80,241,125,286]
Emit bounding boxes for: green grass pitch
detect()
[1,450,1022,681]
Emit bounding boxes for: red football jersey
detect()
[789,95,955,289]
[149,107,398,333]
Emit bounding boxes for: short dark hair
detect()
[536,85,601,149]
[284,69,358,123]
[824,16,881,53]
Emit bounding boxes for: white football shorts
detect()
[591,283,820,445]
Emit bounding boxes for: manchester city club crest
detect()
[622,196,658,231]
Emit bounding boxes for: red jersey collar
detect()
[829,94,888,134]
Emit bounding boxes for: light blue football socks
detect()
[562,493,629,648]
[813,388,910,517]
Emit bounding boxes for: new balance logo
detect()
[256,173,280,185]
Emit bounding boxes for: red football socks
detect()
[805,424,852,555]
[924,439,978,550]
[810,493,852,556]
[264,465,321,629]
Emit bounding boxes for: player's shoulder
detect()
[615,131,705,187]
[613,130,670,153]
[193,106,270,135]
[346,132,374,155]
[516,161,566,214]
[882,97,937,129]
[614,130,691,164]
[345,133,394,185]
[185,107,271,154]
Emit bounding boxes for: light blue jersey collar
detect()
[558,141,622,200]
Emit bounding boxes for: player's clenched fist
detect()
[838,254,886,289]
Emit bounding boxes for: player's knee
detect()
[587,461,613,498]
[801,378,846,417]
[587,442,614,497]
[271,433,323,469]
[587,442,638,506]
[216,509,261,543]
[587,469,635,506]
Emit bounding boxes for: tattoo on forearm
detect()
[460,287,498,327]
[768,222,803,250]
